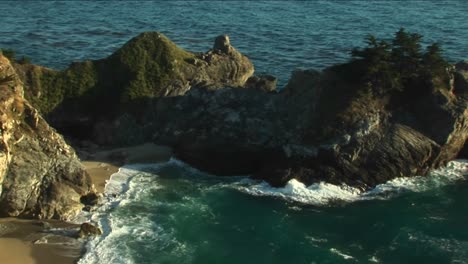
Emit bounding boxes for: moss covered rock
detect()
[16,32,254,122]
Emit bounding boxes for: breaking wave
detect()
[235,160,468,205]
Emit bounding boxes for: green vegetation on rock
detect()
[309,29,452,141]
[105,32,194,102]
[349,28,450,94]
[20,32,196,116]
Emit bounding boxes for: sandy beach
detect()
[83,142,173,193]
[0,218,81,264]
[0,142,173,264]
[0,238,35,264]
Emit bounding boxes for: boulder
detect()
[0,55,93,220]
[78,222,102,238]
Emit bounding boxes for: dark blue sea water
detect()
[1,1,468,264]
[1,1,468,87]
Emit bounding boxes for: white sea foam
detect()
[78,163,166,264]
[330,248,355,260]
[369,255,380,263]
[78,159,196,264]
[235,160,468,205]
[236,179,362,206]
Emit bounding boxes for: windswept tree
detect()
[349,28,449,95]
[391,28,423,76]
[422,43,448,74]
[351,35,399,92]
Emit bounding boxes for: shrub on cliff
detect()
[24,32,195,116]
[350,28,450,96]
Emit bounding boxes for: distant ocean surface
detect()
[2,1,468,264]
[1,1,468,87]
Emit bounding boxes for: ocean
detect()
[1,1,468,263]
[1,1,467,87]
[78,159,468,264]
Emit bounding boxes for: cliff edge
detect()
[0,54,92,220]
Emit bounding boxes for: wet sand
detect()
[0,218,81,264]
[0,238,35,264]
[83,143,173,193]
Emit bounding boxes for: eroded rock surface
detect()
[0,54,92,220]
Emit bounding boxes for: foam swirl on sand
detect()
[78,164,165,264]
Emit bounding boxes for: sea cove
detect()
[0,1,467,264]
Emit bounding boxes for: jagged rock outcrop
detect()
[15,32,254,142]
[0,54,92,220]
[147,63,468,188]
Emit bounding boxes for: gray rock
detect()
[78,222,102,238]
[0,55,93,220]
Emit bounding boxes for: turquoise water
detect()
[79,160,468,264]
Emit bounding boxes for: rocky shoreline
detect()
[0,30,467,262]
[0,142,173,264]
[15,31,466,189]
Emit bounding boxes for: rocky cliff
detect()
[0,54,92,220]
[148,63,468,188]
[14,31,468,190]
[15,32,254,143]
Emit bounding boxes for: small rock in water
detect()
[78,223,102,238]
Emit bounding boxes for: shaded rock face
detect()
[0,55,92,220]
[143,63,467,189]
[16,32,254,142]
[150,87,292,176]
[455,61,468,95]
[459,141,468,159]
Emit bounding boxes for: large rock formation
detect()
[14,31,468,190]
[15,32,254,143]
[0,54,92,220]
[147,63,468,188]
